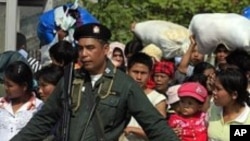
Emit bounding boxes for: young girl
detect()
[35,64,64,101]
[168,82,208,141]
[0,61,43,141]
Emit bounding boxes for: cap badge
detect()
[93,26,100,34]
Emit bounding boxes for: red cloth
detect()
[168,112,208,141]
[146,77,155,89]
[153,60,174,77]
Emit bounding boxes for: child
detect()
[168,82,208,141]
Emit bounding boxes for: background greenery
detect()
[80,0,249,44]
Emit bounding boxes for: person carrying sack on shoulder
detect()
[10,23,180,141]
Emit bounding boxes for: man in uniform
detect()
[11,23,179,141]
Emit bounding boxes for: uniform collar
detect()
[76,59,116,78]
[76,59,116,87]
[94,59,116,86]
[103,59,116,78]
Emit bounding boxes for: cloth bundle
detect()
[189,13,250,54]
[133,20,190,59]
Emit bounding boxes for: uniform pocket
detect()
[98,94,120,127]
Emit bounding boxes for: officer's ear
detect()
[103,43,110,55]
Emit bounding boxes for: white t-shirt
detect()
[119,90,166,141]
[90,74,102,87]
[126,90,166,128]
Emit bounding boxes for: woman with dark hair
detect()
[186,62,216,102]
[193,62,215,77]
[226,48,250,93]
[0,61,43,141]
[124,39,143,59]
[35,64,64,101]
[208,67,250,141]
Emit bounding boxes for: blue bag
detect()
[242,6,250,19]
[37,3,99,46]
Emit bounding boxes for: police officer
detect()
[11,23,179,141]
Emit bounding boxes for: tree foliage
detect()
[81,0,249,43]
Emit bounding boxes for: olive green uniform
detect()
[11,60,179,141]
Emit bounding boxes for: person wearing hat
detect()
[166,84,181,118]
[152,59,175,95]
[108,41,126,72]
[168,82,208,141]
[11,23,179,141]
[213,43,231,71]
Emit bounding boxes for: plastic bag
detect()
[37,3,99,46]
[133,20,190,59]
[39,34,59,66]
[189,13,250,54]
[242,6,250,19]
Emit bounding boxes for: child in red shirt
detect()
[168,82,208,141]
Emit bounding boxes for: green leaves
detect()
[81,0,249,43]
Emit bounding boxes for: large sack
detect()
[133,20,190,59]
[189,13,250,54]
[37,3,99,46]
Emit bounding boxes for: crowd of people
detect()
[0,3,250,141]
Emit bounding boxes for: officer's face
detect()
[78,38,109,74]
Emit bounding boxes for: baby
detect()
[168,82,208,141]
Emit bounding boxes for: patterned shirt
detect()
[0,95,43,141]
[168,112,208,141]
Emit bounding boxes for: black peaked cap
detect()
[73,23,111,41]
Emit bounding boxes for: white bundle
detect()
[189,13,250,54]
[133,20,190,59]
